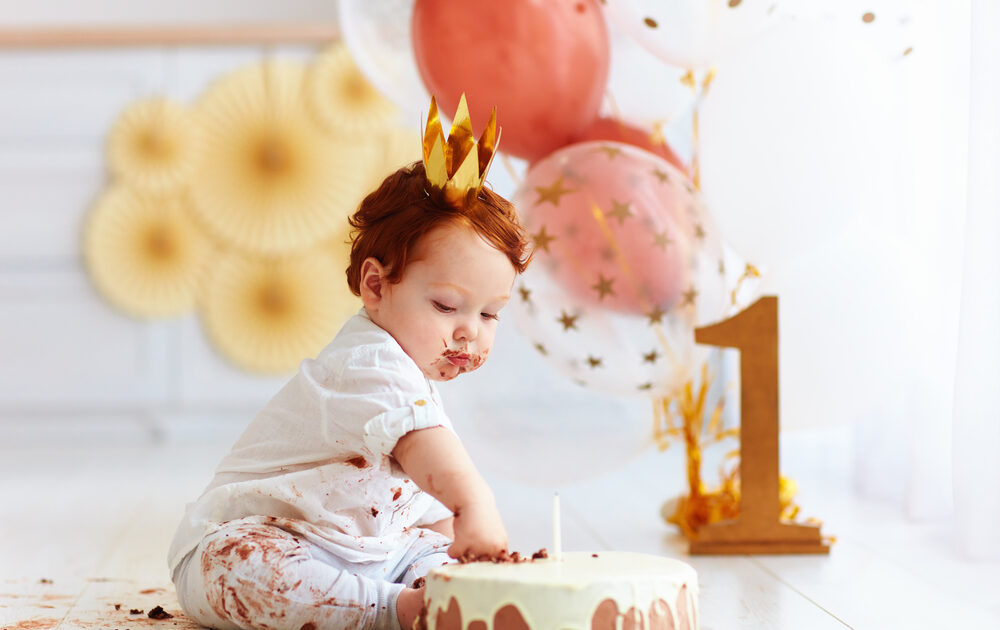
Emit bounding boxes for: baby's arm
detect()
[422,517,455,539]
[392,426,507,559]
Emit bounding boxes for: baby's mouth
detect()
[441,349,471,367]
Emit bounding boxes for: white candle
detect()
[553,492,562,561]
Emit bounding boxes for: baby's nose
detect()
[454,320,478,342]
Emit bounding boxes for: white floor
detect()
[1,438,998,630]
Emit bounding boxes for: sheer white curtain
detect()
[852,0,1000,559]
[952,0,1000,559]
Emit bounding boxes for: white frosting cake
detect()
[423,551,698,630]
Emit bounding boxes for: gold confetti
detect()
[862,12,875,23]
[596,144,624,159]
[607,200,634,224]
[531,225,557,253]
[557,310,580,331]
[643,350,660,364]
[586,355,603,369]
[591,273,616,300]
[652,231,673,250]
[533,176,575,206]
[646,304,667,325]
[681,287,698,307]
[643,17,658,28]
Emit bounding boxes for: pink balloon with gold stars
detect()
[510,141,732,397]
[515,141,701,315]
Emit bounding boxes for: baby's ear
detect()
[359,258,386,307]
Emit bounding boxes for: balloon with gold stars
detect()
[602,0,775,69]
[509,141,730,397]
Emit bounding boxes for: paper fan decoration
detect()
[360,126,423,193]
[107,97,203,193]
[84,185,214,317]
[192,61,369,256]
[305,43,399,137]
[201,247,360,373]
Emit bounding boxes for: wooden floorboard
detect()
[3,441,999,629]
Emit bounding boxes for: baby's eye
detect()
[433,301,455,313]
[481,312,499,321]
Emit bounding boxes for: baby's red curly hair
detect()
[346,161,532,295]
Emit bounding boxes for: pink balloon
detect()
[515,141,701,315]
[412,0,610,163]
[569,116,689,175]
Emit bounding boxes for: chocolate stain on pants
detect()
[173,520,450,630]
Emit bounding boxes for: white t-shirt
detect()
[168,310,455,573]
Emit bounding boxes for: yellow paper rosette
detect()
[191,61,368,256]
[107,97,203,193]
[361,126,423,193]
[84,185,214,317]
[200,247,360,373]
[305,43,399,137]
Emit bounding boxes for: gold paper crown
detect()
[422,93,500,205]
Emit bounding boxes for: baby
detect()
[168,160,531,630]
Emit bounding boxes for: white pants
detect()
[172,518,452,630]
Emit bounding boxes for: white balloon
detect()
[777,0,922,61]
[337,0,430,122]
[603,0,776,69]
[439,317,654,486]
[603,14,696,129]
[698,16,902,272]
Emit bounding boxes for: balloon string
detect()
[730,262,761,308]
[683,68,716,192]
[608,90,669,153]
[499,153,522,187]
[605,90,622,121]
[588,200,680,369]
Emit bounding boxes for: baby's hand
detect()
[449,498,508,560]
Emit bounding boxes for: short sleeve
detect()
[307,324,456,457]
[361,395,450,457]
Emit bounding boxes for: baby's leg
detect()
[175,520,405,630]
[383,530,453,628]
[389,530,453,588]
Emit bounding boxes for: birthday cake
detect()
[423,551,698,630]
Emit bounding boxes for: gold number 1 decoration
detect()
[691,296,829,555]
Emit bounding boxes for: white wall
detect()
[0,23,330,445]
[0,6,653,491]
[0,1,338,26]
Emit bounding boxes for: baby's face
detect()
[369,223,516,381]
